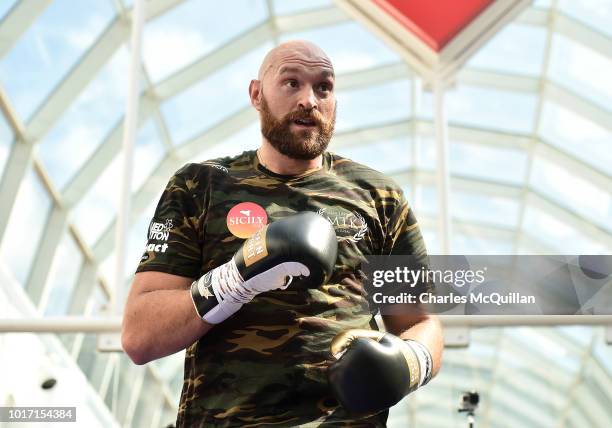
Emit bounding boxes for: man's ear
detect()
[249,79,261,111]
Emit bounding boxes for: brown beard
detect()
[259,95,336,160]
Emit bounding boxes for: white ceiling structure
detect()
[0,0,611,426]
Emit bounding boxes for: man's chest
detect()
[197,177,385,271]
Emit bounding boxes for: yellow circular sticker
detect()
[226,202,268,239]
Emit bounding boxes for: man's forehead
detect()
[276,62,335,78]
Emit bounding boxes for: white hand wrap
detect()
[191,258,309,324]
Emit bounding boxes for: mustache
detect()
[283,109,326,126]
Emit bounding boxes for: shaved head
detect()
[258,40,334,81]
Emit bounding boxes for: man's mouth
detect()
[293,118,317,128]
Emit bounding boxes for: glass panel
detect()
[415,137,435,170]
[170,374,184,401]
[441,85,537,134]
[0,169,52,285]
[452,233,514,254]
[143,0,268,82]
[522,205,608,253]
[76,333,111,391]
[559,0,612,38]
[539,101,611,174]
[189,121,260,164]
[451,191,520,228]
[415,185,437,216]
[153,351,185,382]
[0,0,18,20]
[132,373,164,427]
[593,335,612,405]
[507,328,580,376]
[534,0,552,8]
[71,156,120,247]
[42,232,83,316]
[38,47,129,190]
[451,141,528,185]
[85,283,109,317]
[0,0,115,120]
[132,119,166,191]
[530,156,611,229]
[161,406,179,427]
[0,112,13,178]
[549,34,612,110]
[421,228,438,254]
[100,195,161,284]
[161,43,272,144]
[337,137,412,174]
[468,23,546,76]
[557,326,592,347]
[281,21,400,74]
[335,79,411,132]
[273,0,332,15]
[69,118,168,248]
[116,354,144,423]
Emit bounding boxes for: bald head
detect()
[258,40,334,81]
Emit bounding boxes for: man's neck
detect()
[257,141,323,176]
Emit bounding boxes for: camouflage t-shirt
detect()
[136,150,429,427]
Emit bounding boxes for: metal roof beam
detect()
[556,12,612,59]
[336,62,411,91]
[526,191,612,248]
[25,17,129,141]
[91,154,178,261]
[515,6,549,26]
[332,119,412,149]
[0,140,34,243]
[543,81,612,132]
[273,6,348,33]
[155,6,350,101]
[24,206,69,305]
[175,106,257,160]
[61,96,157,207]
[154,22,273,100]
[0,0,53,59]
[535,140,612,189]
[24,0,185,142]
[458,68,540,93]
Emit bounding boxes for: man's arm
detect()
[382,303,443,377]
[122,271,213,365]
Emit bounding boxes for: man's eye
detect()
[286,80,298,88]
[319,83,331,92]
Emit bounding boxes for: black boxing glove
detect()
[191,212,337,324]
[328,329,433,417]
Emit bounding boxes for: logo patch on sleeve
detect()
[149,219,173,241]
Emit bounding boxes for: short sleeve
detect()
[135,164,204,278]
[382,194,427,257]
[381,192,433,295]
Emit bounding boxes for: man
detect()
[122,40,443,427]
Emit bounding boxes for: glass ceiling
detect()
[0,0,611,426]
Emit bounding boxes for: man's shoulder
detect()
[328,151,403,192]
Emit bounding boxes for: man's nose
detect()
[297,86,318,111]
